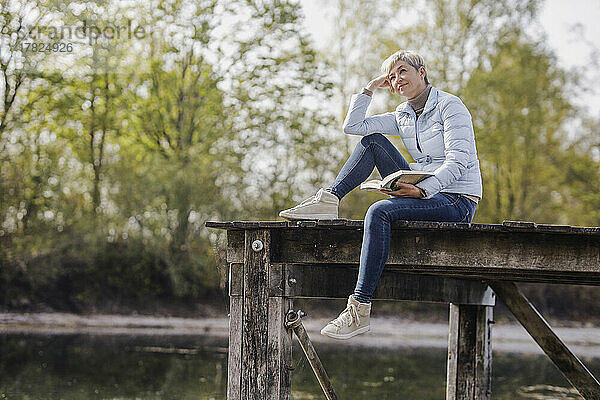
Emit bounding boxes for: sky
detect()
[300,0,600,117]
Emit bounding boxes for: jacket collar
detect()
[396,86,439,117]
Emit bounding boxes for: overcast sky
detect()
[300,0,600,118]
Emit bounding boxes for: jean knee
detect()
[360,133,387,148]
[365,201,390,225]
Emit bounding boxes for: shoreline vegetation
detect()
[4,293,600,327]
[2,0,600,337]
[2,312,600,358]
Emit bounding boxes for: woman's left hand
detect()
[380,183,424,198]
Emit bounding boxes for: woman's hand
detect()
[380,183,424,198]
[366,74,392,93]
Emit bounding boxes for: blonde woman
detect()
[279,50,482,339]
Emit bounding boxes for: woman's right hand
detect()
[366,74,392,93]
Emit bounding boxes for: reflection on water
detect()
[0,333,598,399]
[0,334,228,400]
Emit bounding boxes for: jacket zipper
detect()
[415,114,422,153]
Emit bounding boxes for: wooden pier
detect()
[206,219,600,400]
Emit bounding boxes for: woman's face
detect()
[387,61,427,99]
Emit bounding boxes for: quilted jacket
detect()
[342,87,482,200]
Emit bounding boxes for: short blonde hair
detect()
[381,50,429,84]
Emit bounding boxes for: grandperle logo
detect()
[9,19,147,45]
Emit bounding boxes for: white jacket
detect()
[342,87,482,199]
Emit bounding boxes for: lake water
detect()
[0,332,598,399]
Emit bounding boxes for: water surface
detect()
[0,333,597,399]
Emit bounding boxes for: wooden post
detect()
[227,281,243,400]
[446,304,493,400]
[207,220,600,400]
[489,281,600,399]
[227,229,292,400]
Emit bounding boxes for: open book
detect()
[360,170,435,192]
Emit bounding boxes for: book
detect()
[360,170,435,192]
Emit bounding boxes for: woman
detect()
[279,50,482,339]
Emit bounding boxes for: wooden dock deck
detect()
[207,219,600,400]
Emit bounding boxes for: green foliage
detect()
[320,0,600,227]
[463,36,573,223]
[2,0,600,318]
[313,0,600,321]
[1,0,339,311]
[216,0,340,217]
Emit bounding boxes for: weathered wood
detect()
[446,304,493,400]
[228,263,243,296]
[227,235,293,400]
[235,229,294,400]
[267,296,293,399]
[489,281,600,399]
[393,267,600,286]
[223,225,600,284]
[265,229,600,281]
[282,264,495,305]
[287,313,338,399]
[206,219,600,235]
[227,230,244,264]
[268,263,285,297]
[475,306,493,400]
[227,291,243,400]
[208,221,600,400]
[241,229,270,399]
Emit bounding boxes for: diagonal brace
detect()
[488,281,600,400]
[285,309,338,400]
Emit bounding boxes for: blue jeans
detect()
[327,133,477,303]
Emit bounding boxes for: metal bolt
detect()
[251,240,263,252]
[288,278,297,286]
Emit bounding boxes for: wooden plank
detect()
[266,297,293,400]
[282,264,495,305]
[268,228,600,277]
[446,304,493,400]
[237,229,293,400]
[502,220,536,230]
[314,219,349,226]
[229,263,243,296]
[227,293,243,400]
[489,281,600,399]
[475,306,493,400]
[241,229,271,399]
[387,266,600,286]
[207,220,600,235]
[233,221,262,228]
[268,263,285,297]
[227,230,244,263]
[446,304,459,399]
[281,263,600,287]
[206,221,235,229]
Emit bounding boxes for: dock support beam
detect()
[209,220,600,399]
[489,281,600,399]
[446,304,493,400]
[227,229,293,400]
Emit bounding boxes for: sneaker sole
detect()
[278,212,338,220]
[320,325,370,340]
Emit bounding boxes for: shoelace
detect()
[292,189,323,209]
[330,303,360,329]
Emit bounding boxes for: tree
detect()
[463,37,573,223]
[113,0,233,297]
[214,0,339,217]
[558,117,600,226]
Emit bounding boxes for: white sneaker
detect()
[278,188,339,220]
[320,295,371,340]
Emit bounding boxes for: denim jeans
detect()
[327,133,477,303]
